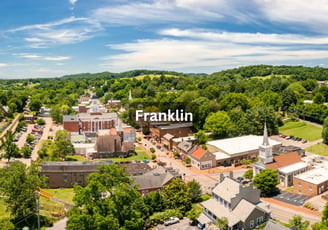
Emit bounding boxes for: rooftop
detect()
[191,146,207,160]
[172,136,197,143]
[294,167,328,185]
[266,151,301,170]
[278,162,308,174]
[63,115,78,122]
[207,135,281,156]
[213,151,231,160]
[157,122,192,130]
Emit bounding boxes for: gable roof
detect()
[212,177,241,202]
[264,220,293,230]
[231,199,256,222]
[191,146,208,160]
[266,151,301,170]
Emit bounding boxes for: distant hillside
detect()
[210,65,328,80]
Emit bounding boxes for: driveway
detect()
[155,218,198,230]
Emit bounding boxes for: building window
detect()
[298,182,302,187]
[63,174,68,184]
[309,186,312,191]
[250,220,254,228]
[257,216,264,225]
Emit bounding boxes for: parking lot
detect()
[155,218,198,230]
[272,191,310,206]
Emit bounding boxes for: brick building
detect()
[150,123,193,142]
[190,146,216,169]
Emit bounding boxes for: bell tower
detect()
[259,123,273,164]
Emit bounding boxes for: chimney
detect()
[219,173,224,183]
[229,171,233,179]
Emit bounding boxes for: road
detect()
[269,202,321,224]
[46,217,68,230]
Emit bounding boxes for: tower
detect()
[128,90,132,101]
[259,123,273,164]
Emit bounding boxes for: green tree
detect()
[162,178,192,214]
[253,169,278,196]
[322,117,328,145]
[289,215,309,230]
[184,157,191,165]
[143,191,165,214]
[21,145,32,158]
[26,133,35,145]
[216,217,228,230]
[0,218,15,230]
[54,130,75,159]
[36,118,46,126]
[67,164,144,230]
[195,130,208,144]
[0,162,45,228]
[29,99,42,112]
[150,147,155,154]
[187,179,202,203]
[204,111,232,138]
[322,201,328,226]
[1,131,20,162]
[314,93,325,104]
[151,154,156,160]
[220,93,250,112]
[186,206,201,223]
[51,105,62,124]
[243,169,253,180]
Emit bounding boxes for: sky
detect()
[1,0,328,78]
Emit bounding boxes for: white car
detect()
[164,217,179,226]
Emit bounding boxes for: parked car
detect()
[236,177,244,183]
[164,217,179,226]
[302,139,307,144]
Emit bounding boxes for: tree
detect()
[36,118,45,126]
[289,215,309,230]
[322,201,328,226]
[187,179,202,203]
[243,169,253,180]
[54,130,75,159]
[26,133,35,145]
[143,191,165,214]
[0,162,45,228]
[204,111,232,138]
[195,130,208,144]
[323,117,328,145]
[29,99,42,112]
[0,218,15,230]
[150,148,155,154]
[253,169,278,196]
[1,131,20,162]
[151,154,156,160]
[67,164,144,230]
[314,93,325,104]
[186,206,201,223]
[184,157,191,165]
[220,93,250,112]
[216,217,228,230]
[51,105,62,124]
[162,178,192,214]
[21,145,32,158]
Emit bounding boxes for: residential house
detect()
[131,166,180,195]
[190,146,216,170]
[264,220,296,230]
[199,174,270,230]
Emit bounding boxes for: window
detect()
[63,174,68,184]
[256,216,264,225]
[298,182,302,187]
[250,220,254,228]
[309,186,312,191]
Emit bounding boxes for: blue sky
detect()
[1,0,328,78]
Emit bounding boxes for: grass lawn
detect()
[40,197,65,220]
[305,143,328,156]
[43,188,75,203]
[279,121,322,141]
[97,151,150,162]
[66,155,88,161]
[251,74,291,80]
[0,198,10,220]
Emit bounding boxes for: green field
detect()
[0,198,10,220]
[43,188,75,204]
[251,74,291,80]
[66,155,88,161]
[98,150,150,162]
[305,143,328,156]
[279,121,322,141]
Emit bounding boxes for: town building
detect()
[293,166,328,196]
[149,123,193,142]
[176,141,194,158]
[131,166,180,195]
[23,114,34,123]
[190,146,216,170]
[253,124,308,187]
[264,220,296,230]
[207,132,282,167]
[199,174,270,230]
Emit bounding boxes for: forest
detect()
[1,65,328,139]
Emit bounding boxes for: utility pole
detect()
[36,192,40,230]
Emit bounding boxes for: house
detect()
[161,133,175,150]
[190,146,216,169]
[206,126,282,167]
[131,166,180,195]
[177,141,194,158]
[40,161,114,188]
[253,124,308,187]
[199,174,270,230]
[264,219,296,230]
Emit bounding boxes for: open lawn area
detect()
[251,74,291,80]
[305,143,328,156]
[43,188,75,203]
[66,155,88,161]
[97,150,150,162]
[0,198,10,220]
[279,121,322,141]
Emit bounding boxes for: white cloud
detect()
[0,63,7,68]
[254,0,328,31]
[69,0,78,5]
[15,53,71,61]
[7,16,102,48]
[101,30,328,73]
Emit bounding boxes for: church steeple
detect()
[262,123,270,146]
[128,90,132,101]
[259,123,273,164]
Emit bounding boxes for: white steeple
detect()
[128,90,132,101]
[259,123,273,164]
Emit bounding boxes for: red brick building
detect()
[150,123,193,142]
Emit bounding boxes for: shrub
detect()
[149,209,183,225]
